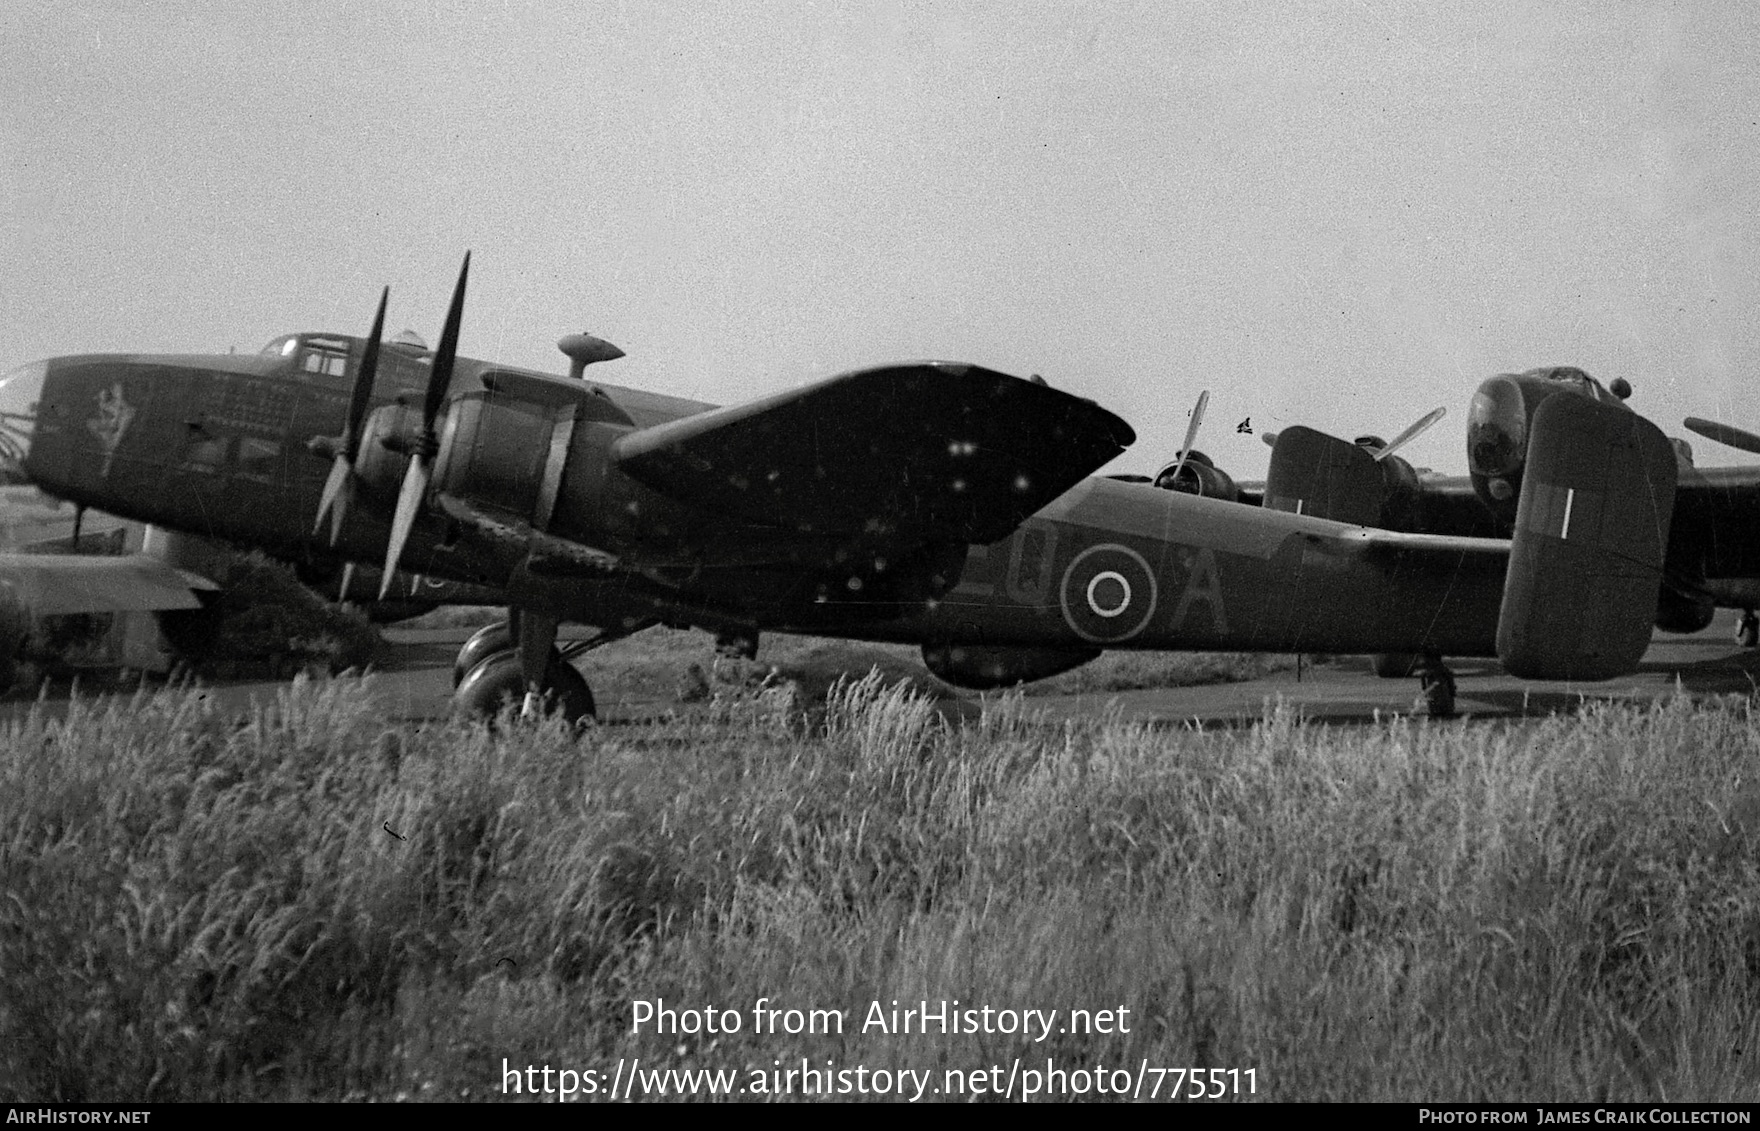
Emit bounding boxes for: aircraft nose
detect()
[1466,374,1526,479]
[0,360,46,481]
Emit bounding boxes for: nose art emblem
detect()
[87,382,136,477]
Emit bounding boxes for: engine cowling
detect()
[922,642,1102,689]
[433,394,555,521]
[1152,451,1241,502]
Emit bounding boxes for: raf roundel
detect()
[1059,543,1158,643]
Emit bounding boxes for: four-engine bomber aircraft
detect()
[1152,365,1760,686]
[0,256,1700,719]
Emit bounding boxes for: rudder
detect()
[1496,395,1675,680]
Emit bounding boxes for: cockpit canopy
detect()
[258,332,435,397]
[259,334,353,378]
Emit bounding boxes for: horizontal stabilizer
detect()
[1497,395,1675,680]
[0,552,217,615]
[613,363,1134,544]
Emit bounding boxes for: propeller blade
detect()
[1373,406,1446,463]
[345,287,388,459]
[380,254,467,598]
[1166,390,1210,486]
[314,286,389,542]
[1684,416,1760,457]
[337,560,357,604]
[425,252,470,433]
[315,457,353,542]
[381,457,430,598]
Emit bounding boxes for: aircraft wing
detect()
[613,363,1134,544]
[0,552,217,614]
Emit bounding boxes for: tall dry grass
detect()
[3,673,1758,1100]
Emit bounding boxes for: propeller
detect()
[381,252,470,598]
[1258,406,1443,459]
[1370,406,1445,463]
[1164,390,1210,486]
[312,286,388,543]
[1684,416,1760,457]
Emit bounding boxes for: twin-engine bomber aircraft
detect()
[0,256,1702,719]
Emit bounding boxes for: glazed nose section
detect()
[0,361,46,479]
[1466,374,1527,479]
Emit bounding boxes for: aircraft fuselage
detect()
[0,335,1510,663]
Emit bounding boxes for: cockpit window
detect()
[261,335,353,377]
[1535,366,1615,403]
[268,335,353,379]
[1546,368,1591,394]
[301,348,350,378]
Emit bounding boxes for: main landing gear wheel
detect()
[455,649,596,725]
[454,621,513,686]
[1738,610,1759,649]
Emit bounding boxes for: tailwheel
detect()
[455,649,596,726]
[1738,610,1759,649]
[1415,655,1457,719]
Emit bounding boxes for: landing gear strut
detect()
[1738,610,1759,649]
[1415,652,1456,719]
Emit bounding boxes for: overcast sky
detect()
[3,1,1756,478]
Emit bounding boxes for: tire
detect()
[453,622,513,687]
[544,658,597,724]
[454,649,596,725]
[1738,613,1759,649]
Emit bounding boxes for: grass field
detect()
[4,672,1759,1102]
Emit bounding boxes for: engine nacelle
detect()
[922,642,1101,689]
[1655,576,1716,634]
[1153,451,1241,502]
[433,393,555,521]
